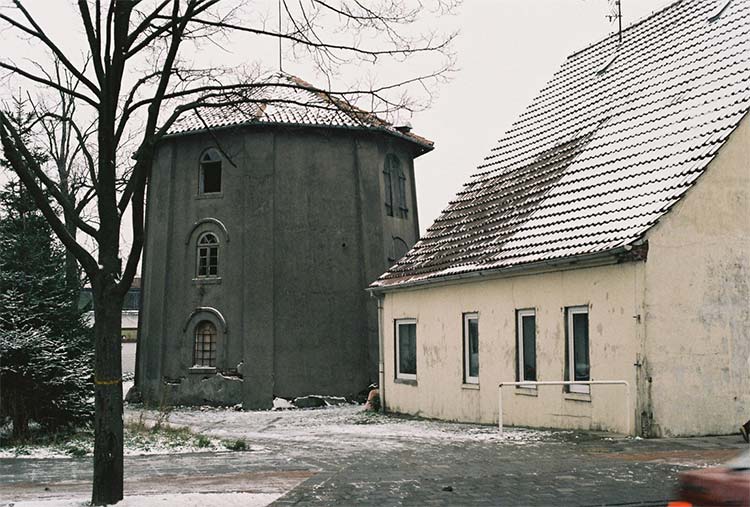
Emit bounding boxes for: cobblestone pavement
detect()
[1,405,747,506]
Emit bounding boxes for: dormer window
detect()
[200,149,222,194]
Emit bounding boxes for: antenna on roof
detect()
[278,0,283,71]
[606,0,623,44]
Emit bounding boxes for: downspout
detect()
[376,293,386,413]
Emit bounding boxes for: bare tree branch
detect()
[0,111,98,275]
[77,0,106,84]
[173,15,456,60]
[0,62,98,107]
[2,2,100,95]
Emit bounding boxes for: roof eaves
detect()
[368,245,637,294]
[161,119,434,154]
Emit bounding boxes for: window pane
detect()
[194,321,217,367]
[468,318,479,378]
[522,315,536,381]
[198,250,208,276]
[399,323,416,375]
[572,313,590,381]
[202,161,221,193]
[200,233,218,245]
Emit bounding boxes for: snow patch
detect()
[7,492,281,507]
[272,397,295,410]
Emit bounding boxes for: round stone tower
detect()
[137,72,432,407]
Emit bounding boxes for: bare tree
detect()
[0,1,457,504]
[25,60,98,293]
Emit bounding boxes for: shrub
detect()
[223,439,247,451]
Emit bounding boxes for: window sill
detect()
[193,277,222,285]
[564,392,591,403]
[196,192,223,200]
[188,366,216,374]
[394,377,417,386]
[515,387,538,397]
[461,383,480,390]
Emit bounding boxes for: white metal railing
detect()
[497,380,631,435]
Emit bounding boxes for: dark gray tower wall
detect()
[137,125,421,408]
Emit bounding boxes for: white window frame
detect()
[395,318,417,381]
[567,306,590,394]
[196,232,219,278]
[516,309,536,389]
[463,312,479,384]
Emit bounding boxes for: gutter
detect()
[367,245,639,295]
[375,293,386,413]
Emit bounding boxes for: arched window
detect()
[193,321,217,367]
[200,149,222,194]
[197,232,219,278]
[384,154,408,219]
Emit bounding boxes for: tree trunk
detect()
[11,395,29,439]
[90,282,124,506]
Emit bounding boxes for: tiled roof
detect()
[373,0,750,290]
[166,72,433,151]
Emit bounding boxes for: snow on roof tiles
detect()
[166,72,433,152]
[373,0,750,290]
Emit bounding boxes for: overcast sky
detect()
[2,0,676,265]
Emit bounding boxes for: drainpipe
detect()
[376,294,386,413]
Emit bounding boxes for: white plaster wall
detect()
[641,113,750,437]
[382,261,643,434]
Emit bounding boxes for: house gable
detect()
[638,111,750,436]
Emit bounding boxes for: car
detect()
[670,449,750,507]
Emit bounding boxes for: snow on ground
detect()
[123,380,134,397]
[2,405,558,460]
[6,492,281,507]
[0,433,233,460]
[133,404,558,451]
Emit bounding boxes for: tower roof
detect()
[165,72,433,154]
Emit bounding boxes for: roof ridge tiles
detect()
[508,7,741,120]
[519,0,715,117]
[566,0,688,61]
[496,23,750,151]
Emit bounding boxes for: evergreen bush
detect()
[0,179,94,439]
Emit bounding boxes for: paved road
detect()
[122,341,136,374]
[1,406,746,506]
